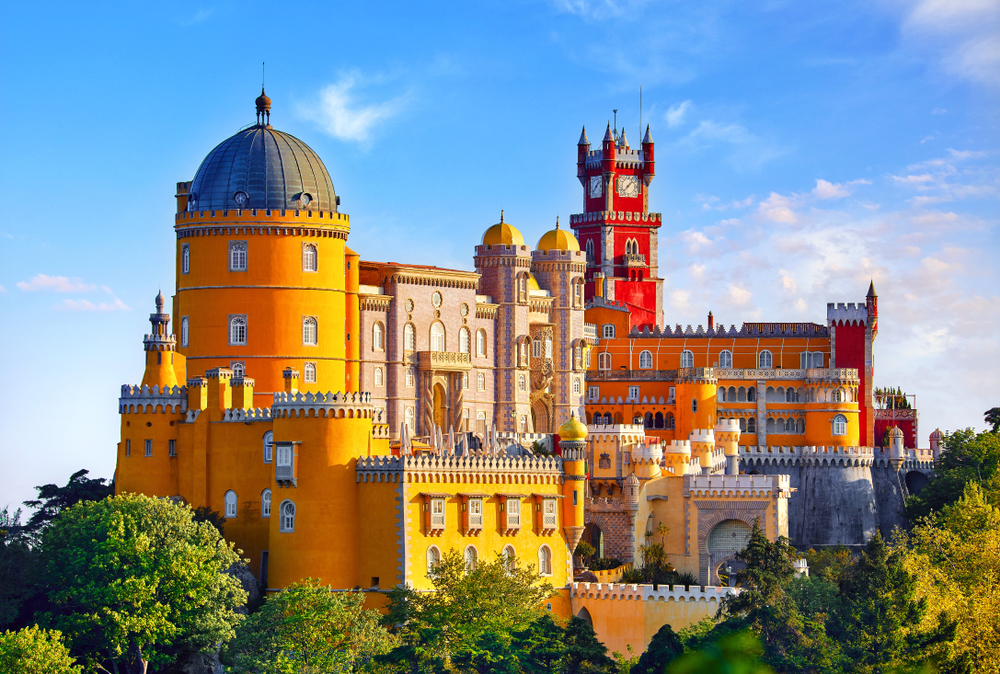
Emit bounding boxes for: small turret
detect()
[930,428,942,460]
[888,426,905,473]
[866,280,878,337]
[577,126,590,185]
[641,124,654,185]
[601,122,615,174]
[558,414,588,566]
[141,292,181,389]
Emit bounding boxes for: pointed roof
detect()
[867,280,877,297]
[619,129,629,147]
[578,126,589,145]
[642,124,652,144]
[603,122,613,142]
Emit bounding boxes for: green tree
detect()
[986,407,1000,433]
[0,625,82,674]
[667,631,774,674]
[511,613,567,674]
[37,494,246,674]
[840,531,943,673]
[21,469,113,542]
[562,616,615,674]
[381,549,554,672]
[452,631,521,674]
[191,505,226,536]
[226,578,394,673]
[631,623,683,674]
[905,429,1000,520]
[0,508,35,628]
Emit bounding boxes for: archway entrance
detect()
[707,519,753,585]
[531,399,550,434]
[582,522,605,559]
[905,471,929,494]
[432,383,448,431]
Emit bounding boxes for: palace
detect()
[115,91,934,655]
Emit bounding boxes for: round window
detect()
[300,193,312,206]
[405,299,414,313]
[233,191,248,207]
[460,302,469,316]
[432,291,443,307]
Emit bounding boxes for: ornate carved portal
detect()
[421,371,467,436]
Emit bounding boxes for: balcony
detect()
[584,323,598,341]
[417,351,472,372]
[624,252,647,267]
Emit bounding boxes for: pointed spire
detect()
[619,128,628,147]
[578,126,589,145]
[603,122,613,142]
[500,209,504,223]
[867,280,877,297]
[555,215,560,230]
[642,123,652,144]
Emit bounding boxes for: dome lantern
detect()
[255,88,272,127]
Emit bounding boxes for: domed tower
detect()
[531,218,587,431]
[173,91,357,404]
[141,292,185,389]
[475,213,533,433]
[558,414,588,561]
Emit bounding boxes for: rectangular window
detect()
[588,386,599,400]
[182,243,190,274]
[469,498,483,527]
[144,439,152,457]
[668,386,676,402]
[533,339,542,358]
[573,490,578,506]
[125,439,131,456]
[168,439,176,457]
[629,386,640,400]
[586,350,591,367]
[543,499,557,528]
[304,362,317,383]
[260,551,269,588]
[276,444,294,481]
[602,324,615,339]
[430,498,446,529]
[229,241,248,271]
[507,498,521,529]
[181,317,189,347]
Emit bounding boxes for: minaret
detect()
[558,414,588,567]
[141,292,183,389]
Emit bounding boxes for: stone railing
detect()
[875,408,917,420]
[584,323,598,340]
[570,582,738,601]
[356,453,565,483]
[416,351,472,372]
[624,252,646,267]
[588,370,678,381]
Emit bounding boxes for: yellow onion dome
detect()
[558,413,588,441]
[482,210,525,247]
[528,273,541,291]
[537,217,580,251]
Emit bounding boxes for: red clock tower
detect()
[570,122,663,330]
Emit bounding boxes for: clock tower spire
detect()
[570,117,663,330]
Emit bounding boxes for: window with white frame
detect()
[462,408,469,429]
[405,406,414,432]
[533,338,542,358]
[276,444,293,469]
[279,500,295,532]
[261,489,271,517]
[374,367,384,387]
[639,350,653,369]
[430,322,445,352]
[598,352,611,370]
[229,315,247,346]
[476,329,487,356]
[518,374,527,391]
[373,322,384,351]
[519,342,528,366]
[759,350,773,368]
[520,415,528,433]
[462,372,469,389]
[229,241,248,271]
[182,243,190,274]
[404,323,416,351]
[464,545,478,572]
[406,369,415,388]
[545,337,553,359]
[459,327,470,354]
[477,372,486,391]
[543,498,557,528]
[680,350,694,368]
[144,439,152,457]
[574,345,582,370]
[304,362,317,383]
[181,316,189,347]
[588,385,599,400]
[231,361,245,378]
[302,243,318,272]
[426,546,441,575]
[832,414,848,435]
[469,497,483,527]
[430,498,445,528]
[586,349,591,367]
[538,545,552,576]
[719,349,733,368]
[224,490,237,518]
[629,386,640,400]
[263,431,273,463]
[602,324,615,339]
[303,317,318,346]
[507,498,521,528]
[573,378,581,394]
[503,545,516,572]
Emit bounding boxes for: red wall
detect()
[835,322,869,444]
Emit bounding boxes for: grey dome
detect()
[188,126,337,212]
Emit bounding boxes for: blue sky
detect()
[1,0,997,508]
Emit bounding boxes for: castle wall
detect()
[870,464,909,539]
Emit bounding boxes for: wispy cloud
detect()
[16,274,95,293]
[0,285,6,293]
[898,0,1000,88]
[299,73,411,144]
[56,298,130,312]
[665,100,691,128]
[813,178,872,199]
[180,8,212,26]
[551,0,654,21]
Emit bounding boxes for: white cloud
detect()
[551,0,653,21]
[932,107,947,114]
[813,179,850,199]
[892,173,935,186]
[779,269,798,293]
[56,298,130,312]
[16,274,95,293]
[688,120,753,144]
[758,192,797,224]
[727,284,752,306]
[0,285,6,293]
[299,74,410,143]
[665,100,691,128]
[899,0,1000,87]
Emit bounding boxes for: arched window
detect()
[520,415,528,433]
[503,545,516,573]
[229,241,247,271]
[279,500,296,532]
[374,367,384,387]
[545,337,553,359]
[304,362,317,383]
[373,322,384,351]
[405,406,414,432]
[404,323,416,351]
[786,387,797,403]
[477,329,487,356]
[430,322,445,352]
[766,418,776,434]
[182,243,190,274]
[644,412,654,428]
[758,350,773,368]
[302,317,318,346]
[739,417,747,432]
[302,243,318,272]
[477,372,486,391]
[719,350,733,368]
[737,386,746,402]
[261,488,271,517]
[406,369,415,388]
[573,378,581,394]
[748,387,757,402]
[585,239,595,264]
[519,341,528,365]
[181,316,189,347]
[598,353,612,370]
[538,545,552,576]
[639,350,653,369]
[224,490,237,518]
[747,417,757,434]
[229,315,247,345]
[766,386,776,403]
[832,414,848,435]
[518,374,527,391]
[797,418,806,433]
[231,361,245,379]
[718,387,726,402]
[462,372,469,389]
[728,386,736,401]
[464,545,478,572]
[680,350,694,368]
[602,324,615,339]
[263,431,273,463]
[459,327,470,354]
[426,546,441,575]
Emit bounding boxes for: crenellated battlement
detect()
[356,453,566,484]
[627,322,828,338]
[570,582,738,602]
[119,384,188,413]
[683,473,790,498]
[570,211,662,226]
[175,208,350,225]
[271,390,374,419]
[220,407,272,422]
[827,302,868,325]
[739,444,876,468]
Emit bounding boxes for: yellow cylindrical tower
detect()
[345,247,361,391]
[141,292,183,390]
[675,369,718,440]
[633,439,663,479]
[558,414,588,559]
[662,439,692,476]
[804,376,861,448]
[714,418,742,475]
[689,429,716,475]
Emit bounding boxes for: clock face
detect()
[617,175,639,198]
[589,176,603,199]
